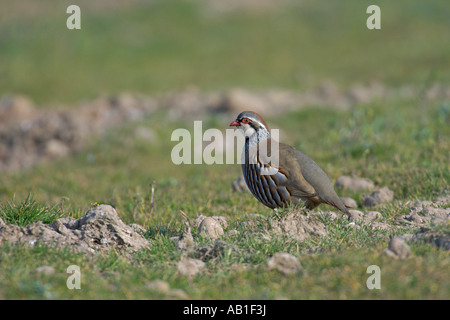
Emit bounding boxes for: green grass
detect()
[0,193,65,226]
[0,96,448,299]
[0,218,448,299]
[0,0,449,300]
[0,96,448,222]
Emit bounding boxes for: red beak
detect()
[230,120,240,127]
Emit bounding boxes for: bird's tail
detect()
[323,197,351,218]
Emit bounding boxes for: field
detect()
[0,0,449,300]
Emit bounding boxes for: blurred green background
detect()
[1,0,449,105]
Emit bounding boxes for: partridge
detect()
[230,111,351,217]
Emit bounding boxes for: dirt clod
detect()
[177,257,205,277]
[267,252,302,275]
[364,211,382,223]
[198,217,224,240]
[362,187,394,207]
[335,176,375,191]
[384,237,412,259]
[340,197,358,209]
[348,209,364,222]
[0,204,150,255]
[271,210,327,241]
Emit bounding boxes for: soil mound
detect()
[0,204,150,255]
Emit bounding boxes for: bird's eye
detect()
[241,118,251,124]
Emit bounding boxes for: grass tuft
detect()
[0,194,64,226]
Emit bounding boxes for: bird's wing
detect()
[255,139,317,198]
[290,146,349,214]
[254,139,349,214]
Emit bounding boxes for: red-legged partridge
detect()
[230,111,351,217]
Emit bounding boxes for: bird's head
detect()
[230,111,270,139]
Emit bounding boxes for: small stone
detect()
[362,187,394,207]
[267,252,302,275]
[177,258,205,277]
[364,211,382,223]
[340,197,358,209]
[194,214,228,229]
[384,237,411,259]
[348,209,364,222]
[145,280,170,294]
[198,217,224,240]
[335,176,375,191]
